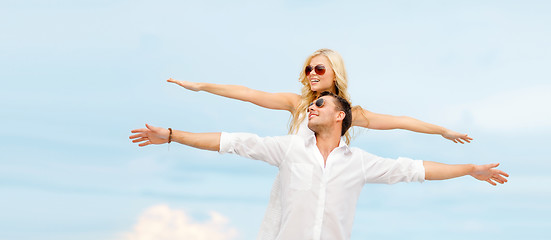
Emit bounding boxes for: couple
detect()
[130,49,508,239]
[130,91,508,240]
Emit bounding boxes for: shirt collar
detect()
[304,134,352,154]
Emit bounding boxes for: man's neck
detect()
[315,130,342,167]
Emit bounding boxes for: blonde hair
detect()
[289,48,363,144]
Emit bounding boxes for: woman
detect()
[167,48,472,239]
[167,48,472,144]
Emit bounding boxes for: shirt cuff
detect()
[414,159,426,183]
[218,132,232,154]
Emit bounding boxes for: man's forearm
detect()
[172,130,221,151]
[423,161,475,180]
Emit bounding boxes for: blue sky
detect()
[1,0,550,239]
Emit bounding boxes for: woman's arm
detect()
[352,108,473,144]
[168,78,301,113]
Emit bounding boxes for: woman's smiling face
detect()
[306,55,336,94]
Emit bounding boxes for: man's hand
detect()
[470,163,509,186]
[129,124,170,147]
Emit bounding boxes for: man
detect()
[129,91,508,240]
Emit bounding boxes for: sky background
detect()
[1,0,550,239]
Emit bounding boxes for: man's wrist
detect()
[467,164,477,176]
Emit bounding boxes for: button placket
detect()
[312,164,329,240]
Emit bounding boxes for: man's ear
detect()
[336,111,345,122]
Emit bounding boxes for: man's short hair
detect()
[319,91,352,136]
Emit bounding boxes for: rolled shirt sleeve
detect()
[219,132,294,167]
[360,151,425,184]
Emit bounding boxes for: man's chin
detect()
[307,122,320,134]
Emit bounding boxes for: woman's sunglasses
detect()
[308,98,325,112]
[305,64,326,76]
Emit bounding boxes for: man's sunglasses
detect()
[305,64,326,76]
[307,98,325,112]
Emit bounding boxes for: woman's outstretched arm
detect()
[352,108,473,144]
[168,78,301,113]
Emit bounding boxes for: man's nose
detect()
[308,104,315,112]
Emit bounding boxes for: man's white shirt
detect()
[219,132,425,240]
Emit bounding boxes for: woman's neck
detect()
[314,86,338,97]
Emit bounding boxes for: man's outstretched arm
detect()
[423,161,509,186]
[130,124,221,151]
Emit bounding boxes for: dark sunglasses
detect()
[305,64,326,76]
[307,98,325,112]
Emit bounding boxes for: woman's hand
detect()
[167,78,202,92]
[441,129,473,144]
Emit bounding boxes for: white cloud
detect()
[120,204,238,240]
[443,85,551,132]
